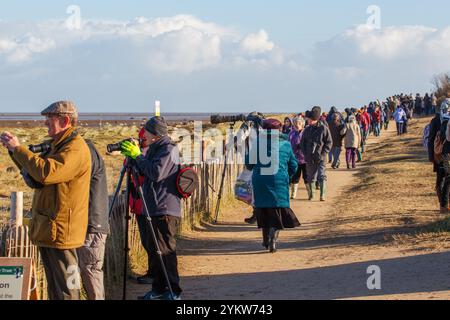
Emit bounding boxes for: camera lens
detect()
[29,143,50,154]
[107,143,121,154]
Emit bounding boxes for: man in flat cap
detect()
[1,101,91,300]
[120,116,182,300]
[300,106,332,202]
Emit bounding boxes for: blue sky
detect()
[3,0,449,50]
[1,1,450,113]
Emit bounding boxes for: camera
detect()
[29,142,51,154]
[107,138,141,154]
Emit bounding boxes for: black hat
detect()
[145,116,168,137]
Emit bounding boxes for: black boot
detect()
[262,228,270,249]
[245,214,257,225]
[268,228,280,253]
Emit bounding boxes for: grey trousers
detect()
[39,247,80,300]
[77,233,107,300]
[306,160,327,183]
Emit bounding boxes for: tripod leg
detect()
[121,169,133,300]
[108,165,127,219]
[214,157,228,224]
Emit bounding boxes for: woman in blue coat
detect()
[246,118,300,253]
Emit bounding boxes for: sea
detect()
[0,113,216,122]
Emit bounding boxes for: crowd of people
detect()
[245,92,443,255]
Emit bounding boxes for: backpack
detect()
[434,134,445,164]
[176,165,199,199]
[423,124,430,151]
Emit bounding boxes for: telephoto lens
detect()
[210,114,246,124]
[28,143,51,154]
[107,142,122,154]
[107,138,138,154]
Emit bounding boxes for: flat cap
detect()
[41,101,78,117]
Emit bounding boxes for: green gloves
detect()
[120,140,142,159]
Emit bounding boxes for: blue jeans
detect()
[396,122,404,135]
[331,146,341,167]
[374,123,381,136]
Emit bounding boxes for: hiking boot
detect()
[306,183,314,201]
[320,181,326,202]
[244,214,257,225]
[137,272,155,285]
[268,228,280,253]
[315,181,320,190]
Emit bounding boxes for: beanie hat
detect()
[145,116,168,137]
[262,119,282,130]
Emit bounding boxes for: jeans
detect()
[331,146,341,167]
[396,122,404,135]
[374,123,381,137]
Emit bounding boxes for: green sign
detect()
[0,266,25,299]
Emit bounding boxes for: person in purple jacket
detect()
[289,116,307,199]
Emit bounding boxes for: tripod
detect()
[213,119,262,224]
[108,157,176,300]
[213,123,235,224]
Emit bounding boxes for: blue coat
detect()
[135,136,181,218]
[247,132,298,208]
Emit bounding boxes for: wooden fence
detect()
[0,156,244,299]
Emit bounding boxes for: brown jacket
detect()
[12,127,91,249]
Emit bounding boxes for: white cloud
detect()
[240,30,275,55]
[0,16,288,73]
[0,35,56,64]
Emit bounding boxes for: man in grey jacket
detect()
[300,106,333,202]
[77,140,110,300]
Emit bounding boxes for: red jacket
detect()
[123,159,145,215]
[129,174,145,215]
[360,112,371,131]
[373,110,381,123]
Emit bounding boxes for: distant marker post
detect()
[155,101,161,117]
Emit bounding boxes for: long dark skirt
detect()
[255,208,301,230]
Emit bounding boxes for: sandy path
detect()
[128,124,450,300]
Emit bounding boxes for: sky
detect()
[1,1,450,113]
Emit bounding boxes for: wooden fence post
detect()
[10,191,23,227]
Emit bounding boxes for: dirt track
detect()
[128,122,450,300]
